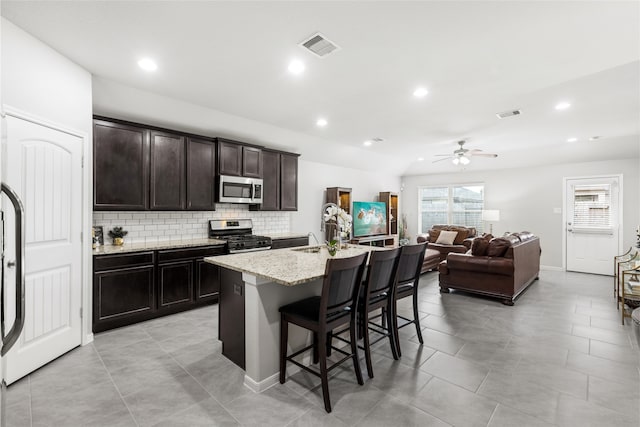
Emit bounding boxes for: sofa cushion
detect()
[487,237,511,257]
[452,228,470,244]
[435,230,458,245]
[428,229,441,243]
[471,238,490,256]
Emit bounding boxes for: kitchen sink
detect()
[292,246,322,253]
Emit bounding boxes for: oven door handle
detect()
[1,183,26,356]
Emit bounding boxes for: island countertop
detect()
[205,245,379,286]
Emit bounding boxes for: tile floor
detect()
[5,270,640,426]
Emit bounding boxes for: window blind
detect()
[572,184,612,229]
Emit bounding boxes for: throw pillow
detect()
[471,238,489,256]
[487,238,511,257]
[428,229,441,243]
[435,230,458,245]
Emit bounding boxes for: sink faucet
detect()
[308,232,321,246]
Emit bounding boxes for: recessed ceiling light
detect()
[417,157,424,161]
[363,140,373,147]
[567,137,578,142]
[137,58,157,72]
[316,118,328,127]
[413,87,429,98]
[555,102,571,110]
[288,59,305,75]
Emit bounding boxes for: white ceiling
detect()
[2,1,639,175]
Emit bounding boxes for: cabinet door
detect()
[218,140,242,176]
[186,138,216,210]
[242,146,262,178]
[93,120,149,210]
[150,131,186,210]
[195,259,220,302]
[93,265,155,332]
[158,260,194,310]
[280,153,298,211]
[257,150,280,210]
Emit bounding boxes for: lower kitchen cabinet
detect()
[93,252,156,333]
[270,236,308,249]
[93,245,225,333]
[219,268,245,369]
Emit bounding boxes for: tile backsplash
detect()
[93,205,290,245]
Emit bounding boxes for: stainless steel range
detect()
[208,219,272,253]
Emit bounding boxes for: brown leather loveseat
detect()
[438,232,540,305]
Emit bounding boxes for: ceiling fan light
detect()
[460,156,470,165]
[452,157,460,165]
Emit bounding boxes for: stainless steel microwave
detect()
[218,175,263,204]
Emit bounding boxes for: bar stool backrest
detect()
[397,243,427,285]
[364,248,402,299]
[321,252,369,319]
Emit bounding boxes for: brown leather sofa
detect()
[417,225,477,262]
[438,232,540,305]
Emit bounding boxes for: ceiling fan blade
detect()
[467,149,485,154]
[434,154,454,157]
[432,156,453,163]
[471,153,498,158]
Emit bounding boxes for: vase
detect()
[327,244,337,256]
[113,237,124,246]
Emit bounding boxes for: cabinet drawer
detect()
[94,251,154,272]
[271,237,308,249]
[157,245,226,262]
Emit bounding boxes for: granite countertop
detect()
[205,245,381,286]
[93,238,227,255]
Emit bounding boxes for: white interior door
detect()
[565,176,621,275]
[3,114,82,384]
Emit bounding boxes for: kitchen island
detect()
[204,245,377,392]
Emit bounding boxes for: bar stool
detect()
[393,243,427,357]
[279,252,368,413]
[358,247,402,378]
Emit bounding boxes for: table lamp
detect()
[482,210,500,235]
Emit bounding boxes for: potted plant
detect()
[108,226,128,246]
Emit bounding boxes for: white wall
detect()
[292,159,401,239]
[1,18,94,343]
[402,158,639,269]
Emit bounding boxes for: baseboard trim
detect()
[540,265,563,271]
[244,372,281,393]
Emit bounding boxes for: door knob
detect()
[7,260,16,268]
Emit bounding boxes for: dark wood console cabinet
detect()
[93,245,225,333]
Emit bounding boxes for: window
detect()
[419,184,484,233]
[572,184,612,229]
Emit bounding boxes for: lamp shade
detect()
[482,210,500,222]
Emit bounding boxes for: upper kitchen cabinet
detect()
[94,119,150,210]
[250,150,298,211]
[150,130,186,210]
[217,138,262,178]
[280,153,298,211]
[186,138,217,210]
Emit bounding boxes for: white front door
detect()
[565,176,621,275]
[3,114,83,384]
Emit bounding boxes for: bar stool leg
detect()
[279,315,288,384]
[349,316,364,386]
[413,290,424,344]
[317,331,332,413]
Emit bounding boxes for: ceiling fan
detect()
[433,140,498,165]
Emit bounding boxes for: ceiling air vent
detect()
[300,32,340,58]
[496,109,522,119]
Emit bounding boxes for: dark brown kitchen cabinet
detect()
[218,139,262,178]
[158,260,193,310]
[218,140,243,176]
[242,146,262,178]
[93,245,225,332]
[93,252,155,333]
[280,153,298,211]
[186,138,217,210]
[255,150,280,210]
[150,131,186,210]
[93,120,149,210]
[270,237,308,249]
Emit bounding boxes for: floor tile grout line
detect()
[92,342,141,427]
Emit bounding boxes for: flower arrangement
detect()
[324,205,353,241]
